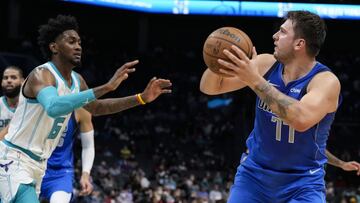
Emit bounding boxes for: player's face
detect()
[56,30,82,66]
[1,69,23,98]
[272,19,297,63]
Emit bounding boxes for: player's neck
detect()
[5,96,18,109]
[50,58,74,81]
[283,57,316,84]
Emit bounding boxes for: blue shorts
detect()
[227,154,326,203]
[40,168,74,201]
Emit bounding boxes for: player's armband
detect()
[37,86,95,118]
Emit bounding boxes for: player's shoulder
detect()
[72,71,84,82]
[29,64,52,77]
[308,70,340,96]
[310,70,340,87]
[254,53,276,76]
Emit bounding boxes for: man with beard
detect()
[0,66,24,130]
[0,14,171,203]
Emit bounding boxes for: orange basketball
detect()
[203,27,253,77]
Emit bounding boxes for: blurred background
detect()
[1,0,359,202]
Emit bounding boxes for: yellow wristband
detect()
[136,93,146,105]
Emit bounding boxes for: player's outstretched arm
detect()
[81,75,172,116]
[25,61,137,118]
[219,46,340,132]
[76,108,94,196]
[326,150,360,176]
[199,53,275,95]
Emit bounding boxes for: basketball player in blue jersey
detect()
[40,108,94,203]
[0,66,24,131]
[201,10,349,202]
[0,15,171,203]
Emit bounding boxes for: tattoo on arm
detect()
[253,81,296,120]
[326,150,344,168]
[89,95,140,116]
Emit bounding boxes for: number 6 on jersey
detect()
[48,116,66,139]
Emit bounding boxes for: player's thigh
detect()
[288,189,326,203]
[227,184,269,203]
[228,168,270,203]
[40,172,73,200]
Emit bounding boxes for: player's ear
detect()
[49,42,58,55]
[294,38,305,51]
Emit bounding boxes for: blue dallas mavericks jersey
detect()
[46,113,78,170]
[244,61,336,172]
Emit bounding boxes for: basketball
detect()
[203,27,253,77]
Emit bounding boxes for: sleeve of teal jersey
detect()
[36,86,96,118]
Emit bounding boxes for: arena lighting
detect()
[63,0,360,20]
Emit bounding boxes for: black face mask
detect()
[2,85,21,98]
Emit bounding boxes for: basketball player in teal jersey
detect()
[1,68,96,202]
[200,10,356,202]
[0,15,171,203]
[0,66,24,131]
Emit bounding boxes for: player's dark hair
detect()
[285,10,326,57]
[38,15,79,60]
[3,66,24,78]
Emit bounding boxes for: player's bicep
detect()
[299,72,340,125]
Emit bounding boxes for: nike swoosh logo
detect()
[309,168,321,174]
[267,80,280,87]
[83,98,90,105]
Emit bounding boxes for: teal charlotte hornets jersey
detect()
[244,61,337,172]
[4,62,81,161]
[0,96,15,130]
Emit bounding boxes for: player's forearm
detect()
[326,150,345,168]
[250,78,305,131]
[200,69,224,95]
[92,84,113,98]
[87,95,141,116]
[37,86,96,118]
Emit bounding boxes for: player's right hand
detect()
[341,161,360,176]
[106,60,138,91]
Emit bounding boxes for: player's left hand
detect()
[79,172,93,196]
[341,161,360,176]
[140,77,172,103]
[218,46,260,86]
